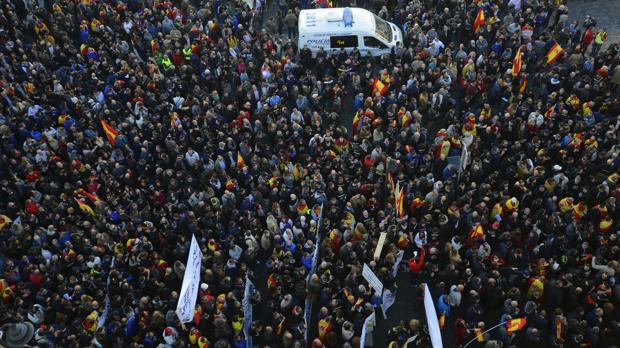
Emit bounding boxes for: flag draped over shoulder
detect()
[473,8,485,33]
[546,42,564,65]
[100,119,118,146]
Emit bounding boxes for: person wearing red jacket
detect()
[408,247,425,285]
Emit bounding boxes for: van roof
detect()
[298,7,375,34]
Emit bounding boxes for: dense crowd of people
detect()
[0,0,619,347]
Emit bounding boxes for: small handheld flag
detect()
[473,9,485,33]
[512,47,522,77]
[100,119,119,146]
[546,42,564,65]
[237,151,246,169]
[506,318,527,333]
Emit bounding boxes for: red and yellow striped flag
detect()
[100,119,118,146]
[237,151,246,169]
[556,318,562,340]
[512,47,522,77]
[473,8,485,33]
[396,188,405,218]
[544,104,556,119]
[439,314,446,330]
[506,318,527,332]
[372,79,388,96]
[74,198,95,216]
[546,42,564,65]
[519,78,527,94]
[352,111,361,134]
[388,172,395,192]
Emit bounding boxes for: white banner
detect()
[423,284,443,348]
[360,312,376,348]
[176,235,203,323]
[381,288,396,319]
[391,249,405,277]
[362,263,383,294]
[243,276,254,348]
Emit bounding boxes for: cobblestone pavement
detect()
[569,0,620,46]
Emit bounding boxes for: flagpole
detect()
[461,321,507,348]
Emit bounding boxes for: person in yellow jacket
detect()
[558,197,574,213]
[504,197,519,212]
[592,29,607,56]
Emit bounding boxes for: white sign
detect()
[363,263,383,294]
[382,288,396,319]
[373,232,387,260]
[424,284,444,348]
[391,249,405,277]
[176,235,203,323]
[360,312,376,347]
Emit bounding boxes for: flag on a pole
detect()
[74,198,95,216]
[546,42,564,65]
[512,47,522,77]
[473,9,485,33]
[100,119,118,146]
[506,318,527,332]
[237,151,246,169]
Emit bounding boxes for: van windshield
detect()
[373,15,392,43]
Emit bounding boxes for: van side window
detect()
[364,36,388,49]
[330,35,358,49]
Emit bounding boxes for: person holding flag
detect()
[472,8,485,34]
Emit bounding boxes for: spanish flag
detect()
[556,318,562,340]
[396,188,405,218]
[439,314,446,330]
[74,198,95,216]
[473,327,485,342]
[519,78,527,94]
[544,104,556,119]
[546,42,564,65]
[76,188,103,204]
[82,311,99,333]
[401,112,411,128]
[100,119,118,146]
[506,318,526,332]
[352,111,361,134]
[512,47,522,77]
[372,79,388,96]
[473,8,485,33]
[600,217,613,233]
[0,215,12,229]
[388,172,395,192]
[237,151,246,169]
[194,306,202,325]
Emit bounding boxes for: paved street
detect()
[568,0,620,46]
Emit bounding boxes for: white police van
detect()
[298,7,403,57]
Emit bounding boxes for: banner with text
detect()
[423,283,443,348]
[176,234,203,323]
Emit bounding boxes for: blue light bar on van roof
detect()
[343,8,353,27]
